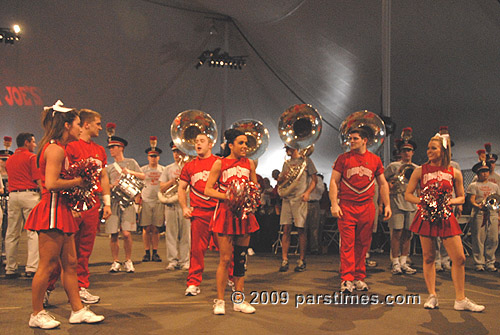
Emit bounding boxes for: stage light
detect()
[0,24,21,45]
[195,48,247,70]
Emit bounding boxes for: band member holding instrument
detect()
[25,101,104,329]
[384,128,418,275]
[140,139,165,263]
[205,129,259,315]
[179,133,221,296]
[405,133,485,312]
[467,160,499,272]
[330,126,391,293]
[278,145,317,272]
[46,109,112,305]
[160,142,191,271]
[106,136,145,273]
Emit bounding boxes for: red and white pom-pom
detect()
[61,158,102,211]
[226,180,261,220]
[419,182,452,224]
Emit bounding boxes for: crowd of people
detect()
[1,102,497,329]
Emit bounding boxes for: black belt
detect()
[10,188,39,193]
[308,200,320,203]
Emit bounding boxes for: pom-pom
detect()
[150,136,158,149]
[401,127,413,142]
[3,136,12,149]
[484,143,492,154]
[226,180,261,220]
[106,123,116,138]
[419,182,452,224]
[61,158,102,211]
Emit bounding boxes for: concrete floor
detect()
[1,229,499,335]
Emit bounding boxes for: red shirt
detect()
[180,155,219,209]
[66,139,107,193]
[218,157,251,190]
[333,150,384,202]
[5,147,41,191]
[38,141,70,196]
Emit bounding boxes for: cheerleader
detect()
[25,101,104,329]
[204,129,259,315]
[404,134,484,312]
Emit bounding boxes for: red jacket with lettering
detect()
[180,154,219,209]
[333,150,384,202]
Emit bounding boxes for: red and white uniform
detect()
[210,157,259,235]
[333,150,384,282]
[48,139,107,290]
[180,154,222,287]
[25,141,78,233]
[410,163,461,237]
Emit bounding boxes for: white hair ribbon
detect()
[434,132,449,149]
[44,100,74,116]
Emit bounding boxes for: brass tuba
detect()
[158,110,217,204]
[277,104,322,197]
[230,119,269,160]
[339,110,386,153]
[390,163,415,194]
[481,193,500,211]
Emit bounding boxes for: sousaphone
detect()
[158,110,218,204]
[277,104,322,197]
[230,119,269,160]
[339,110,386,153]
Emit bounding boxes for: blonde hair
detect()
[79,109,101,125]
[429,135,451,167]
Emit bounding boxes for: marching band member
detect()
[160,142,191,271]
[329,126,391,293]
[384,128,418,275]
[25,102,104,329]
[140,139,165,263]
[205,129,259,315]
[106,135,145,273]
[405,133,485,312]
[467,161,499,272]
[278,145,317,272]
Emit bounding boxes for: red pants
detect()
[187,208,232,287]
[338,200,375,282]
[48,201,100,290]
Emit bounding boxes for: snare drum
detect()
[111,174,144,209]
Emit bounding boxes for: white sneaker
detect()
[166,263,177,271]
[124,260,135,273]
[79,287,100,304]
[401,263,417,275]
[340,280,354,293]
[213,299,225,315]
[185,285,201,296]
[353,280,369,291]
[391,263,403,275]
[109,261,121,273]
[69,306,105,323]
[43,290,51,308]
[454,297,485,312]
[247,248,255,256]
[424,294,439,309]
[181,263,190,271]
[233,301,256,314]
[29,310,61,329]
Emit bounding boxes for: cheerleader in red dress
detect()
[205,129,259,315]
[405,134,484,312]
[25,102,104,329]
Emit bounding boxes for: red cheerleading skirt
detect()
[409,209,462,237]
[25,192,79,234]
[210,200,259,235]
